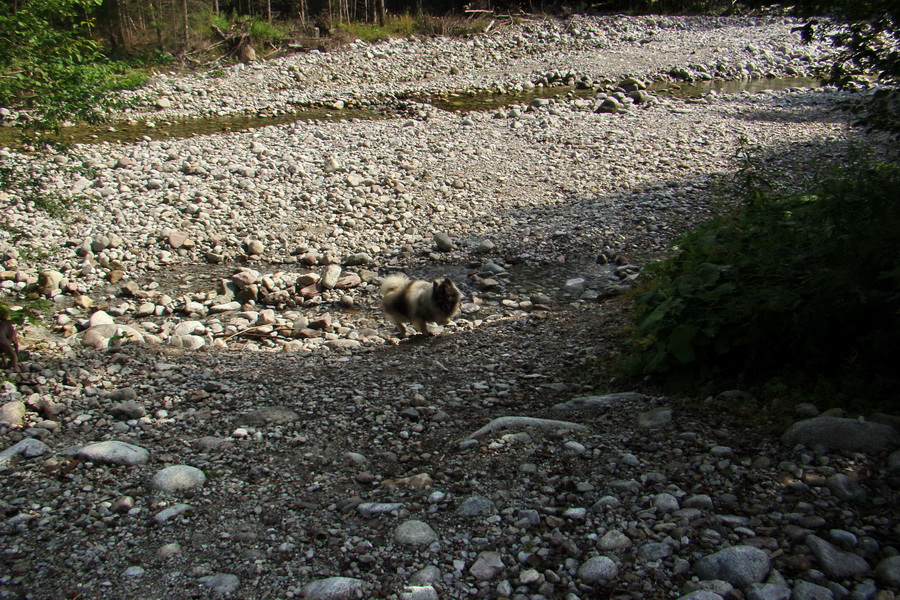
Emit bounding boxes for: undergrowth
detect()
[336,14,493,42]
[626,152,900,411]
[337,14,419,42]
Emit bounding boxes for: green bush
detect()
[337,14,419,43]
[247,18,288,46]
[0,0,143,137]
[629,155,900,402]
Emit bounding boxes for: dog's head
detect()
[432,277,461,315]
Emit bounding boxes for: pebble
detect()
[598,530,632,550]
[433,232,454,252]
[637,407,673,428]
[693,545,771,589]
[301,577,365,599]
[199,573,240,594]
[791,580,834,600]
[236,406,300,426]
[393,520,439,546]
[108,400,146,420]
[781,417,900,453]
[153,503,193,524]
[458,495,497,516]
[653,492,680,513]
[0,438,50,467]
[576,556,618,583]
[470,551,505,580]
[157,542,182,559]
[825,473,866,501]
[410,566,441,586]
[399,586,439,600]
[746,582,791,600]
[76,440,150,465]
[151,465,207,493]
[805,535,871,579]
[875,556,900,587]
[122,566,145,578]
[0,400,26,425]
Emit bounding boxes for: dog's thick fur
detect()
[381,274,461,337]
[0,320,20,373]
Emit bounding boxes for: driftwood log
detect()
[211,24,256,63]
[461,416,589,446]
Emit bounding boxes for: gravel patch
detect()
[1,15,898,600]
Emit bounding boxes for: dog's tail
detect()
[380,274,409,296]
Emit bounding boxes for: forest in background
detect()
[26,0,900,61]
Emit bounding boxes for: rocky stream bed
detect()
[1,13,899,600]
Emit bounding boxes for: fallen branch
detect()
[552,392,649,411]
[462,416,589,443]
[219,324,292,342]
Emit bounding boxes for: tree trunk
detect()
[182,0,189,47]
[296,0,306,22]
[116,0,128,50]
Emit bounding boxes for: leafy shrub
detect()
[202,11,287,51]
[337,15,420,42]
[629,155,900,401]
[0,0,136,136]
[418,15,494,36]
[247,18,288,46]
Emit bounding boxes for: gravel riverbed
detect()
[1,14,899,600]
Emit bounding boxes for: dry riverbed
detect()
[1,14,899,600]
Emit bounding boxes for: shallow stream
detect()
[0,77,820,148]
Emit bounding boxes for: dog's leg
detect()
[412,318,431,336]
[0,321,20,373]
[392,319,408,338]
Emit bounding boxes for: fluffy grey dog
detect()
[381,274,461,337]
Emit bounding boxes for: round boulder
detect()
[393,520,438,546]
[577,556,618,583]
[151,465,206,493]
[693,545,770,589]
[781,416,900,453]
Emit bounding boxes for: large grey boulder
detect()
[694,545,770,589]
[781,416,899,453]
[805,535,870,579]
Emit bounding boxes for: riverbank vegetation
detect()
[626,153,900,409]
